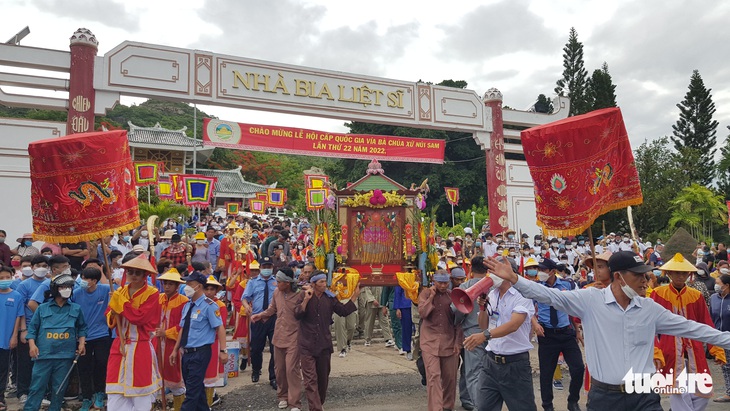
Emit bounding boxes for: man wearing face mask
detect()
[14,255,51,403]
[24,273,86,411]
[12,234,39,258]
[73,267,111,411]
[170,272,227,411]
[27,255,74,313]
[242,257,277,386]
[652,253,726,411]
[482,233,497,257]
[485,251,730,411]
[532,259,584,411]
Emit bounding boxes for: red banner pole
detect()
[483,89,508,235]
[67,29,98,135]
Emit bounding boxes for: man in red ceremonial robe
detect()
[153,268,188,410]
[106,254,162,410]
[218,223,239,279]
[230,260,257,371]
[203,276,228,407]
[652,253,727,411]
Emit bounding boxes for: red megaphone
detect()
[451,276,494,314]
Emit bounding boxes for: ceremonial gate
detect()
[0,28,569,241]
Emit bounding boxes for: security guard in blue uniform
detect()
[170,271,228,411]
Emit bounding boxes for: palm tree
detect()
[668,183,727,240]
[138,200,191,227]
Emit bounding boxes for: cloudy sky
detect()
[2,0,730,149]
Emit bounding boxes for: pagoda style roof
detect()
[196,166,277,199]
[127,122,205,151]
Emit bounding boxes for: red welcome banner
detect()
[203,118,445,164]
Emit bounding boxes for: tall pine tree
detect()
[589,62,617,110]
[554,27,591,116]
[717,126,730,199]
[671,70,718,186]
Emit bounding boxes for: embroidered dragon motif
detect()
[68,179,117,207]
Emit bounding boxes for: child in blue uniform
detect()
[24,274,87,411]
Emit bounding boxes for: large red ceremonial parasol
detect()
[28,130,140,243]
[521,108,642,237]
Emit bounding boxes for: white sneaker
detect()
[339,349,347,358]
[364,341,371,347]
[406,352,413,361]
[398,348,405,355]
[278,400,288,409]
[291,408,302,411]
[19,394,27,403]
[384,340,395,347]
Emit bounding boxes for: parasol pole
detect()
[451,203,455,227]
[147,186,151,205]
[587,226,597,278]
[627,206,641,254]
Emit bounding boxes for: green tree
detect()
[533,94,554,114]
[671,70,719,186]
[554,27,591,116]
[138,200,191,226]
[717,126,730,199]
[589,62,617,110]
[668,183,727,240]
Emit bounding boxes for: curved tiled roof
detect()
[196,166,277,199]
[127,122,203,148]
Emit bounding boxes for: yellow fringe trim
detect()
[32,221,140,244]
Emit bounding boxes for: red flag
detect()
[444,187,459,206]
[521,108,642,237]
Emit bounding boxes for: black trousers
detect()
[586,385,662,411]
[476,352,536,411]
[0,348,10,402]
[250,316,276,381]
[77,336,112,400]
[181,345,212,411]
[537,328,585,408]
[16,340,31,397]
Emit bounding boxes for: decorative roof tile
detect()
[196,166,277,199]
[127,122,203,149]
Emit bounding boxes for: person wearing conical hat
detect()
[218,223,239,280]
[152,268,187,410]
[202,275,227,407]
[652,253,727,410]
[105,254,162,410]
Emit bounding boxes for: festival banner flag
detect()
[156,175,173,199]
[256,192,268,202]
[226,202,240,215]
[444,187,460,206]
[306,188,327,210]
[171,174,184,202]
[249,199,266,214]
[521,108,642,236]
[181,175,217,207]
[267,188,287,207]
[133,161,163,186]
[28,130,139,243]
[305,174,329,189]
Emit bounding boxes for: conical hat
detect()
[249,261,260,270]
[524,257,539,268]
[120,254,156,274]
[583,251,613,268]
[206,275,222,287]
[659,253,696,272]
[157,269,184,283]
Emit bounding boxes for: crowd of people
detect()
[1,215,730,411]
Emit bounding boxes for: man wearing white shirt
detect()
[482,234,498,258]
[484,251,730,411]
[464,257,537,411]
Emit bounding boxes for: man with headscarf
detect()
[294,271,360,411]
[251,267,302,411]
[419,269,462,411]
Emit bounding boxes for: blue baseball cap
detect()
[181,271,208,285]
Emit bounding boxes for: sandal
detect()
[714,395,730,403]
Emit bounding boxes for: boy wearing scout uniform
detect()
[24,274,87,411]
[170,271,228,411]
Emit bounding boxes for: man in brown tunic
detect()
[251,267,303,411]
[294,271,360,411]
[419,270,462,411]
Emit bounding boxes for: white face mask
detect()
[196,240,205,246]
[33,267,48,278]
[721,268,730,275]
[59,288,72,299]
[21,267,34,277]
[141,230,149,238]
[183,285,196,298]
[537,271,550,282]
[61,268,71,276]
[715,284,723,294]
[620,274,640,300]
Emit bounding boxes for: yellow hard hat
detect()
[658,253,696,272]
